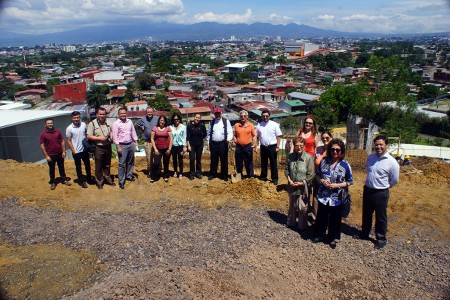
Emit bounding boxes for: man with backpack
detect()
[207,107,233,181]
[86,107,115,189]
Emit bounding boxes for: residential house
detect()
[287,92,320,103]
[125,100,148,112]
[53,81,87,104]
[278,100,307,114]
[14,89,47,102]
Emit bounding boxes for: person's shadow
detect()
[267,210,313,240]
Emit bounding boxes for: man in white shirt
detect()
[356,135,399,249]
[207,107,233,181]
[256,109,282,185]
[66,111,92,188]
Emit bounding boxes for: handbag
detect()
[338,188,351,218]
[82,137,96,153]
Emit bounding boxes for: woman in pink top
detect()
[151,115,173,182]
[296,115,319,158]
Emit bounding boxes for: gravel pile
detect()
[0,197,448,299]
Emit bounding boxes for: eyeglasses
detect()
[322,137,330,140]
[330,148,341,153]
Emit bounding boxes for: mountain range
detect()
[0,22,448,47]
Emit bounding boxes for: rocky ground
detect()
[0,153,449,299]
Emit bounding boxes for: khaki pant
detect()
[287,193,309,230]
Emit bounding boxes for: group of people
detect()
[284,115,399,250]
[39,108,399,250]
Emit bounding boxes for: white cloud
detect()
[1,0,185,34]
[192,8,253,24]
[317,15,335,21]
[268,13,292,25]
[306,13,450,34]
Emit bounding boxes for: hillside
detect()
[0,154,449,299]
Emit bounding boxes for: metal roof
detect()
[0,110,72,129]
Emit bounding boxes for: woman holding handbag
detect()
[285,137,315,231]
[312,138,353,249]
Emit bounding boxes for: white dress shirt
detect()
[256,120,282,146]
[207,118,233,142]
[365,151,400,189]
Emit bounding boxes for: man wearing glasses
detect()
[256,109,282,185]
[207,107,233,181]
[356,135,399,250]
[136,106,159,179]
[233,110,257,178]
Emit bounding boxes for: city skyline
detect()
[0,0,449,36]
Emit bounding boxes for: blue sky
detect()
[0,0,449,35]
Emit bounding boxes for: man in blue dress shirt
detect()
[357,135,399,249]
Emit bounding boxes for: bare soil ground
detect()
[0,151,449,299]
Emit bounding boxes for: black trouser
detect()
[235,143,254,176]
[73,151,91,181]
[314,201,343,241]
[260,144,278,181]
[209,141,228,178]
[94,144,112,185]
[361,186,389,242]
[189,144,203,176]
[48,153,66,183]
[153,148,170,179]
[171,145,184,174]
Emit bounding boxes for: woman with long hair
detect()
[150,115,173,182]
[296,115,319,158]
[312,138,353,249]
[170,113,187,179]
[315,131,333,167]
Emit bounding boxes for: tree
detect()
[0,79,27,100]
[191,84,204,94]
[163,81,170,92]
[215,90,224,100]
[311,102,339,129]
[262,55,275,64]
[46,78,61,96]
[280,116,301,135]
[382,109,419,143]
[149,94,171,110]
[87,85,110,109]
[276,55,287,64]
[317,80,373,122]
[123,86,134,104]
[136,73,155,90]
[418,84,440,100]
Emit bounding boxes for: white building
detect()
[94,71,124,82]
[62,45,76,52]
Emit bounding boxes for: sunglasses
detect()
[305,122,313,125]
[330,148,341,153]
[173,119,179,121]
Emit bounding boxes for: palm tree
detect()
[87,85,109,109]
